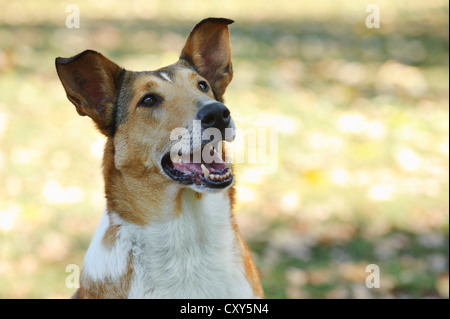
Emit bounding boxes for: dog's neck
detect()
[79,139,255,298]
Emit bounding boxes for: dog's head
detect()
[56,18,236,193]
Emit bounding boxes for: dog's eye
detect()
[198,80,209,93]
[138,94,161,107]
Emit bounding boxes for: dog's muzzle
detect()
[160,101,235,190]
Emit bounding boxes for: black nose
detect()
[197,102,231,132]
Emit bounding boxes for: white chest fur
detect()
[81,190,254,298]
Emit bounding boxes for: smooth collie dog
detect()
[56,18,264,299]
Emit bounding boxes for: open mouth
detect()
[161,145,233,189]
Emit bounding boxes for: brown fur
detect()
[75,252,134,299]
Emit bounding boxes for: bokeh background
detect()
[0,0,448,298]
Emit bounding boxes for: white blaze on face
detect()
[159,72,172,83]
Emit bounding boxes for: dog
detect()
[55,17,264,299]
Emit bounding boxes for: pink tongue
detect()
[173,162,202,174]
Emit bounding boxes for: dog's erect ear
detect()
[180,18,234,101]
[55,50,123,136]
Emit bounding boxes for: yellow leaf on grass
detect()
[303,169,326,185]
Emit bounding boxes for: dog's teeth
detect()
[208,170,231,182]
[201,164,210,178]
[171,153,180,162]
[178,159,183,165]
[208,170,233,182]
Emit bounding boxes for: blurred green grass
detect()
[0,0,448,298]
